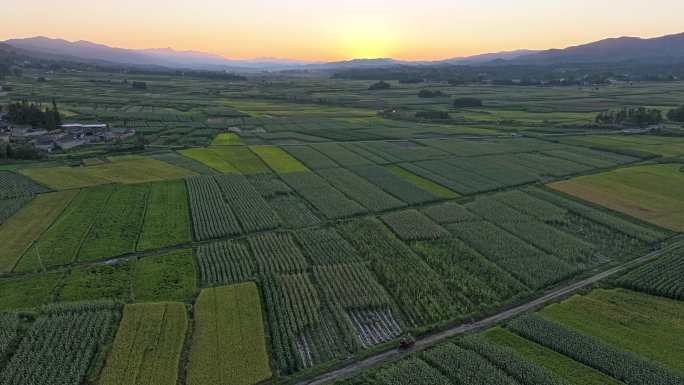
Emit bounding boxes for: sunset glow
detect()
[2,0,684,61]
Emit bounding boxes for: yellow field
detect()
[250,145,309,174]
[187,283,272,385]
[550,164,684,231]
[0,191,78,272]
[20,158,196,190]
[99,302,188,385]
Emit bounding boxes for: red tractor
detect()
[399,333,416,350]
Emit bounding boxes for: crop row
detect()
[508,314,683,385]
[446,219,577,289]
[498,189,651,261]
[261,273,346,373]
[422,342,520,385]
[195,240,255,286]
[0,301,120,385]
[247,173,292,198]
[525,187,668,243]
[456,334,571,385]
[617,247,684,300]
[351,165,438,205]
[0,171,49,200]
[214,174,281,233]
[99,303,187,385]
[281,172,367,219]
[422,201,479,224]
[269,195,321,229]
[294,227,362,265]
[466,197,599,267]
[317,168,405,212]
[337,218,459,326]
[381,209,449,241]
[310,143,373,167]
[248,233,309,274]
[0,196,32,225]
[0,313,21,364]
[186,176,242,240]
[411,238,529,312]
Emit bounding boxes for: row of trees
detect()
[0,142,43,160]
[3,100,63,130]
[667,106,684,122]
[595,107,663,127]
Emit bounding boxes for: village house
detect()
[0,120,135,152]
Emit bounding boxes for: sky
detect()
[2,0,684,61]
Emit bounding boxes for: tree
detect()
[52,99,62,127]
[418,90,445,98]
[667,106,684,122]
[131,81,147,90]
[453,97,483,108]
[415,110,450,120]
[595,107,663,127]
[368,81,391,90]
[5,100,63,130]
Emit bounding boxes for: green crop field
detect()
[550,164,684,232]
[0,190,77,272]
[539,288,684,374]
[78,184,148,261]
[187,283,272,385]
[560,135,684,157]
[483,327,624,385]
[133,249,197,302]
[0,272,64,311]
[14,185,114,272]
[180,148,240,173]
[212,132,244,146]
[138,180,192,250]
[251,145,309,173]
[385,164,459,198]
[20,158,196,189]
[99,302,187,385]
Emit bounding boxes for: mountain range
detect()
[3,32,684,71]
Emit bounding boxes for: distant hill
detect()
[2,37,314,70]
[440,49,539,65]
[511,33,684,64]
[4,32,684,72]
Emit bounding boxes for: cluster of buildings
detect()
[0,117,136,152]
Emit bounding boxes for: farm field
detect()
[560,135,684,157]
[1,69,684,385]
[212,132,244,145]
[0,190,77,272]
[550,164,684,231]
[538,288,684,374]
[483,327,624,385]
[616,245,684,300]
[187,283,272,385]
[0,301,120,385]
[99,302,187,385]
[19,157,196,189]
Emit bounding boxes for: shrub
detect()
[453,97,483,107]
[368,81,391,90]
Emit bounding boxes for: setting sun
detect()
[336,21,398,59]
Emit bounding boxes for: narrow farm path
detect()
[296,235,684,385]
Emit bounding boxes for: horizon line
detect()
[3,30,684,63]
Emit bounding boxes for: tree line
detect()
[2,101,62,130]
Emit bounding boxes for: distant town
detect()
[0,101,136,154]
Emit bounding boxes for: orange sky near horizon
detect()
[2,0,684,61]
